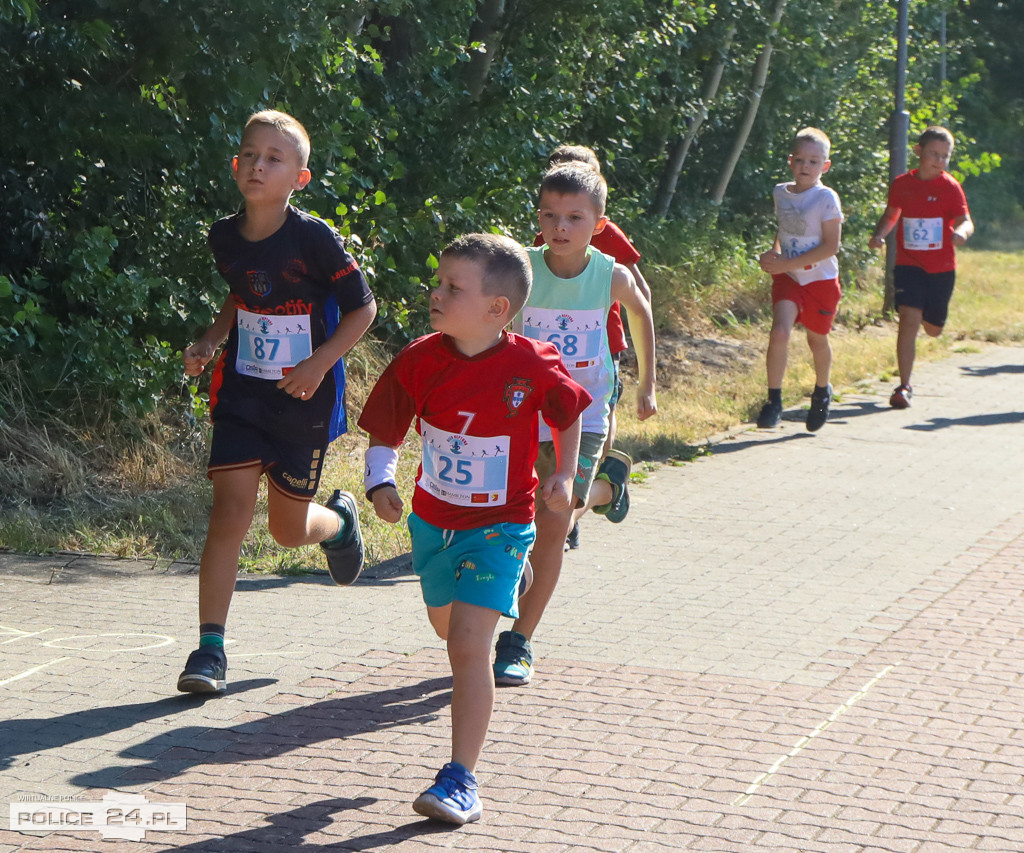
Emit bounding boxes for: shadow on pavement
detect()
[154,798,457,852]
[905,410,1024,431]
[710,432,814,455]
[235,554,414,592]
[69,676,452,789]
[0,679,276,771]
[960,363,1024,377]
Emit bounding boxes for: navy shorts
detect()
[894,266,956,329]
[208,417,327,500]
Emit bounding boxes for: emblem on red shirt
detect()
[503,377,534,417]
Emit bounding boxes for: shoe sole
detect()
[412,793,481,825]
[177,674,226,694]
[323,491,364,586]
[494,672,531,686]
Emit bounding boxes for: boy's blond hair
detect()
[792,127,831,158]
[918,126,955,149]
[243,110,311,168]
[539,163,608,217]
[441,234,532,316]
[548,144,602,173]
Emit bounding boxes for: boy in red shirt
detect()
[869,126,974,408]
[358,234,589,825]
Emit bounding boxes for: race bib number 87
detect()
[235,309,312,380]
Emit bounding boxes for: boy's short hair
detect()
[441,234,532,316]
[243,110,311,168]
[548,144,602,173]
[539,163,608,217]
[792,127,831,158]
[918,126,955,149]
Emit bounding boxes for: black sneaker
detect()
[321,490,364,586]
[564,521,581,551]
[756,400,783,428]
[177,645,227,694]
[806,384,833,432]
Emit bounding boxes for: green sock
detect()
[199,623,224,649]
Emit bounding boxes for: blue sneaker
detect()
[320,490,364,585]
[493,630,533,686]
[412,762,482,825]
[177,645,227,694]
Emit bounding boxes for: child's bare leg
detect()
[896,305,924,385]
[511,501,573,640]
[198,466,262,626]
[766,300,799,388]
[805,329,832,387]
[445,602,502,772]
[265,485,342,548]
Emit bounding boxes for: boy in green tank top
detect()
[494,163,657,686]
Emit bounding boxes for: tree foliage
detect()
[0,0,1013,416]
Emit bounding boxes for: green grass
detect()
[2,248,1022,569]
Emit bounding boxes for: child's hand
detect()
[541,474,572,513]
[759,250,785,274]
[183,341,217,376]
[952,231,969,247]
[636,390,657,421]
[371,486,403,523]
[277,358,326,401]
[868,234,886,250]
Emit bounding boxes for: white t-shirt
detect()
[773,182,844,285]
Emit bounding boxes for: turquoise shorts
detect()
[408,514,536,618]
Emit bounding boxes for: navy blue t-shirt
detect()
[208,206,373,445]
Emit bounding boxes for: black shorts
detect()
[894,266,956,329]
[208,417,327,500]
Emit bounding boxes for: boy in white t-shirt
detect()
[756,127,844,432]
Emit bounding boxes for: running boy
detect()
[358,234,590,824]
[496,163,656,687]
[756,127,844,432]
[178,110,376,694]
[869,126,973,408]
[534,145,653,550]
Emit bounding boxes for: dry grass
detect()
[2,248,1021,568]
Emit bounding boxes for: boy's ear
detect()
[489,294,512,321]
[912,144,922,158]
[232,156,239,174]
[821,159,832,174]
[593,215,609,236]
[295,168,312,190]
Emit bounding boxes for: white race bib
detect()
[903,217,943,251]
[419,421,510,507]
[235,309,312,380]
[523,306,605,370]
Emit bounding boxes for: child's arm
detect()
[951,213,974,247]
[624,262,652,303]
[277,299,377,400]
[761,219,842,275]
[869,205,902,250]
[365,436,404,523]
[610,265,657,421]
[183,297,236,376]
[541,417,582,512]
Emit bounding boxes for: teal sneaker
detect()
[593,449,631,524]
[493,630,533,686]
[413,762,482,825]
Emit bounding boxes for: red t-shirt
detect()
[357,332,591,530]
[533,220,642,354]
[888,169,969,273]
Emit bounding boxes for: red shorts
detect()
[771,274,841,335]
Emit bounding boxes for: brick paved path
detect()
[2,346,1023,852]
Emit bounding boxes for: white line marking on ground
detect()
[0,657,71,686]
[734,662,900,806]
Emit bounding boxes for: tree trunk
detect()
[710,0,787,206]
[464,0,512,101]
[651,25,736,217]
